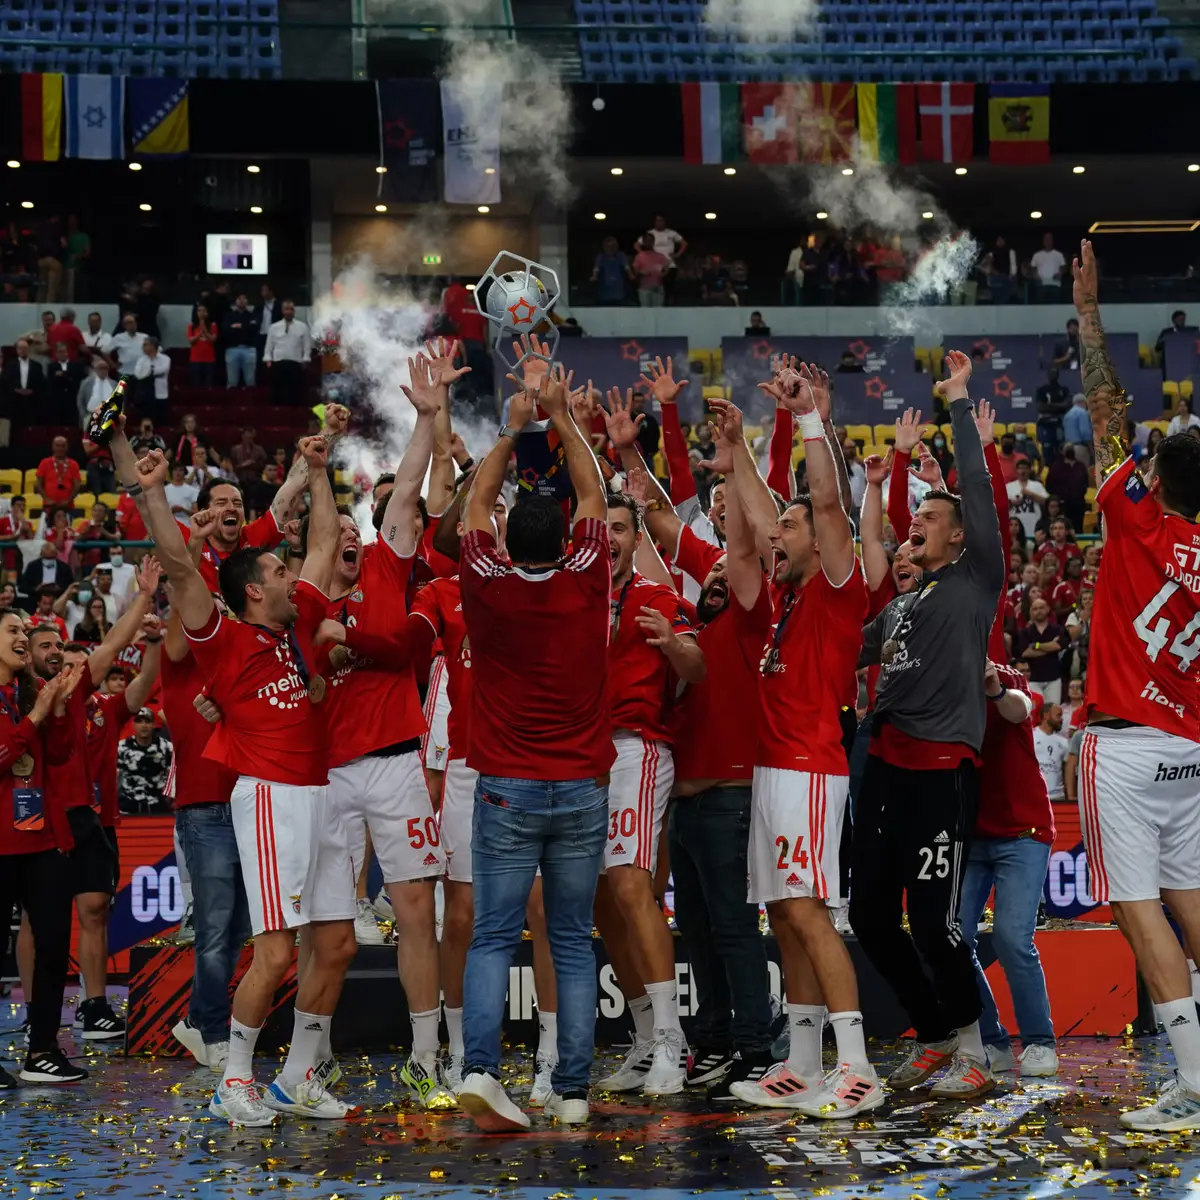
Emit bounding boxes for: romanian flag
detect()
[988,84,1050,164]
[20,73,62,162]
[856,83,917,165]
[797,83,856,164]
[129,79,189,157]
[681,82,741,165]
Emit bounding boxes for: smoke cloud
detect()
[705,0,818,38]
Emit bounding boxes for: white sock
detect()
[957,1021,986,1064]
[318,1019,332,1064]
[224,1018,262,1085]
[828,1010,872,1074]
[444,1005,464,1059]
[629,993,655,1043]
[410,1007,440,1061]
[537,1008,558,1061]
[1189,959,1200,1004]
[1157,997,1200,1091]
[645,979,682,1033]
[280,1010,328,1086]
[786,1004,826,1079]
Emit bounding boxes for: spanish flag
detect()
[988,84,1050,164]
[129,79,189,157]
[20,73,62,162]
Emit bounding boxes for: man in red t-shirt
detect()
[48,309,84,362]
[35,436,82,509]
[119,426,356,1127]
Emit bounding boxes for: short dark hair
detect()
[1153,433,1200,518]
[607,491,641,533]
[922,488,964,528]
[34,584,59,599]
[197,479,243,512]
[373,472,395,493]
[1174,309,1187,321]
[88,311,101,321]
[506,496,565,565]
[785,494,814,526]
[64,641,90,655]
[218,547,272,616]
[297,505,354,558]
[105,665,125,679]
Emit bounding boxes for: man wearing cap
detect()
[117,709,172,814]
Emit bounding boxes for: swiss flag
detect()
[917,83,975,163]
[742,83,799,164]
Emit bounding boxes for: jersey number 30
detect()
[1133,581,1200,671]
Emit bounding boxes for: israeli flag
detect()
[65,75,125,160]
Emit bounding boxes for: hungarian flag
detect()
[681,82,741,164]
[856,83,917,165]
[742,83,799,164]
[797,83,856,164]
[917,82,975,163]
[20,73,62,162]
[988,84,1050,164]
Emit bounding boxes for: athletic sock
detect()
[536,1008,558,1061]
[1157,997,1200,1091]
[628,993,655,1043]
[410,1007,440,1061]
[444,1005,464,1059]
[280,1010,328,1087]
[645,979,682,1033]
[957,1021,986,1065]
[224,1018,263,1085]
[317,1019,332,1064]
[1189,959,1200,1005]
[828,1010,873,1075]
[787,1004,826,1079]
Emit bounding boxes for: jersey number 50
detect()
[1134,581,1200,671]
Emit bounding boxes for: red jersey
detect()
[117,493,147,543]
[321,540,426,767]
[0,681,73,855]
[29,613,67,640]
[460,519,615,781]
[184,510,282,594]
[185,579,330,785]
[48,676,97,811]
[419,521,459,581]
[1087,457,1200,739]
[672,528,771,782]
[86,690,129,826]
[36,455,80,506]
[1052,576,1084,615]
[758,562,868,775]
[411,576,470,760]
[159,651,237,807]
[608,572,693,743]
[1034,539,1082,578]
[977,664,1054,843]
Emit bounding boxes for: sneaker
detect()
[172,1019,208,1068]
[458,1070,532,1132]
[729,1060,817,1108]
[314,1056,342,1089]
[1120,1075,1200,1132]
[20,1049,88,1084]
[686,1046,733,1087]
[596,1037,656,1092]
[206,1041,229,1074]
[354,898,386,946]
[528,1052,555,1107]
[0,1065,16,1090]
[643,1027,689,1096]
[210,1077,277,1127]
[441,1053,465,1095]
[986,1043,1016,1073]
[794,1063,884,1119]
[928,1053,996,1100]
[79,999,125,1042]
[264,1071,361,1118]
[886,1037,957,1090]
[544,1091,589,1123]
[174,904,196,946]
[371,888,395,922]
[400,1055,457,1109]
[1019,1044,1059,1078]
[1035,903,1049,929]
[830,903,852,935]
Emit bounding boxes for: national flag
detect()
[681,82,741,165]
[377,80,440,203]
[129,79,189,157]
[917,82,975,163]
[856,83,917,165]
[20,73,62,162]
[797,83,856,164]
[742,83,799,164]
[441,79,501,205]
[988,84,1050,164]
[64,75,124,160]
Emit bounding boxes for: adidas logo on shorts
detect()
[934,830,950,844]
[422,852,439,867]
[612,843,626,855]
[786,873,802,887]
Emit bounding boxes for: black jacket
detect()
[0,357,46,412]
[222,307,259,348]
[19,557,74,601]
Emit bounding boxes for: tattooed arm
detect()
[1072,239,1128,487]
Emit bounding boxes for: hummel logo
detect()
[304,1022,323,1031]
[934,831,949,844]
[423,852,440,866]
[1171,1014,1191,1027]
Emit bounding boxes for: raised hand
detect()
[322,402,351,437]
[141,613,164,641]
[893,408,927,455]
[915,442,944,488]
[315,618,347,646]
[400,354,443,417]
[1072,238,1098,312]
[423,337,472,390]
[604,387,645,450]
[136,554,163,596]
[568,378,598,428]
[974,398,995,444]
[135,448,170,490]
[540,368,569,417]
[625,465,652,507]
[189,507,220,543]
[706,397,745,444]
[635,605,675,649]
[641,356,689,406]
[505,386,536,433]
[864,451,891,487]
[935,349,972,401]
[299,435,329,470]
[512,334,553,389]
[281,518,302,550]
[698,425,736,476]
[800,363,831,422]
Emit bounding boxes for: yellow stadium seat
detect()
[1146,420,1168,436]
[1139,343,1153,367]
[873,423,895,445]
[76,491,96,510]
[0,469,20,494]
[701,385,728,401]
[334,469,352,487]
[846,424,872,446]
[1085,487,1097,506]
[928,347,946,378]
[98,492,120,510]
[1083,511,1099,533]
[743,425,764,449]
[1164,380,1181,401]
[22,469,37,494]
[690,348,713,380]
[1182,379,1194,401]
[710,348,723,376]
[914,347,932,372]
[992,423,1006,439]
[23,493,42,513]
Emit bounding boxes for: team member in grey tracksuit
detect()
[850,351,1006,1101]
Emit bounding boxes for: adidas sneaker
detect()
[643,1027,689,1096]
[20,1049,87,1084]
[596,1038,656,1092]
[686,1046,733,1087]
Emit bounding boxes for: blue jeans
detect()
[958,836,1055,1049]
[225,345,256,388]
[463,775,607,1094]
[175,803,250,1046]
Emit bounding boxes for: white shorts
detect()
[1079,725,1200,903]
[1029,679,1062,705]
[748,766,848,906]
[441,757,478,883]
[230,777,356,936]
[422,656,451,771]
[331,750,446,886]
[604,732,674,872]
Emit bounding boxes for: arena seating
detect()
[576,0,1196,83]
[0,0,282,78]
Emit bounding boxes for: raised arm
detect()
[888,407,928,543]
[709,398,778,545]
[642,358,694,504]
[624,459,685,559]
[269,402,350,527]
[381,356,443,556]
[425,338,471,518]
[121,615,163,712]
[466,386,533,537]
[545,368,605,522]
[859,453,893,592]
[720,441,764,612]
[87,556,160,685]
[977,403,1010,542]
[767,407,797,499]
[297,437,337,594]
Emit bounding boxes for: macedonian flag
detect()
[797,83,856,165]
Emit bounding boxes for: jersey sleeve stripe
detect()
[184,611,223,643]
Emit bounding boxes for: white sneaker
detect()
[210,1078,277,1127]
[264,1071,360,1118]
[441,1053,465,1094]
[206,1041,229,1074]
[172,1019,208,1068]
[529,1052,556,1107]
[174,904,195,946]
[458,1071,531,1132]
[928,1053,996,1100]
[830,904,852,935]
[354,899,386,946]
[643,1027,689,1096]
[371,889,395,922]
[544,1091,589,1123]
[729,1061,818,1109]
[986,1043,1016,1073]
[596,1038,656,1092]
[1020,1044,1059,1077]
[793,1063,884,1118]
[314,1056,342,1089]
[1120,1075,1200,1132]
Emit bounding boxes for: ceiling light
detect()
[5,160,18,169]
[477,205,490,214]
[594,212,606,220]
[723,166,736,175]
[250,205,263,214]
[921,210,934,219]
[704,211,717,219]
[484,167,495,175]
[1072,165,1085,174]
[1189,164,1200,173]
[955,167,967,176]
[374,203,387,213]
[841,167,854,176]
[20,201,32,209]
[1030,210,1043,219]
[610,166,623,175]
[128,161,142,171]
[375,165,387,174]
[247,164,260,174]
[815,211,828,219]
[138,203,152,212]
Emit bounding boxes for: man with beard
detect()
[625,448,775,1102]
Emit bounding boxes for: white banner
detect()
[440,80,502,206]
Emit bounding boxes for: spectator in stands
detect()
[164,461,200,527]
[171,414,209,469]
[0,496,33,545]
[20,549,72,603]
[836,350,864,374]
[72,596,111,646]
[130,416,166,459]
[632,235,670,308]
[978,236,1018,304]
[1154,309,1191,359]
[188,444,221,489]
[1052,556,1086,622]
[1062,393,1091,466]
[45,506,78,567]
[112,313,147,374]
[1018,596,1067,704]
[135,278,161,341]
[1051,318,1080,371]
[930,428,954,478]
[591,237,632,306]
[89,564,120,623]
[700,255,734,305]
[222,294,259,388]
[1035,367,1071,461]
[115,481,147,545]
[0,220,34,301]
[230,426,267,490]
[996,430,1030,484]
[1045,446,1089,533]
[36,215,65,304]
[1034,516,1082,578]
[133,338,171,425]
[81,311,113,360]
[64,214,90,302]
[1007,458,1048,542]
[186,305,219,387]
[73,501,119,571]
[843,438,867,513]
[106,544,135,602]
[48,308,83,362]
[1166,396,1200,437]
[801,233,825,304]
[255,283,283,375]
[263,300,312,406]
[785,235,806,304]
[47,342,84,424]
[35,437,81,510]
[1030,232,1066,300]
[641,214,687,304]
[0,338,46,433]
[744,311,770,336]
[728,258,750,304]
[78,356,113,428]
[118,711,173,815]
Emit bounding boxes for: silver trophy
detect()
[475,251,562,377]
